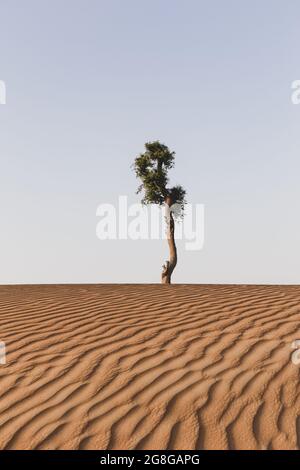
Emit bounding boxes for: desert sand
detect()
[0,284,299,450]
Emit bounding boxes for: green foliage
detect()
[133,141,186,211]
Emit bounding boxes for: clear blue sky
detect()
[0,0,299,283]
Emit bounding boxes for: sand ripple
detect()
[0,284,299,450]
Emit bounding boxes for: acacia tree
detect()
[133,141,186,284]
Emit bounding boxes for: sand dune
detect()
[0,284,299,450]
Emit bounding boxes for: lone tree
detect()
[133,141,186,284]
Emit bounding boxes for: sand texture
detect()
[0,284,300,450]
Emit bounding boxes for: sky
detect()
[0,0,299,284]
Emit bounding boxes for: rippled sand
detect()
[0,284,299,450]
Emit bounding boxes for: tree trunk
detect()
[161,201,177,284]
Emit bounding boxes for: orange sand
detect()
[0,284,299,450]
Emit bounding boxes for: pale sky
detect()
[0,0,299,284]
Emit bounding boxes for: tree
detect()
[133,141,186,284]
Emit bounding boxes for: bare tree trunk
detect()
[161,202,177,284]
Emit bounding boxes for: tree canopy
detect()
[133,141,186,210]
